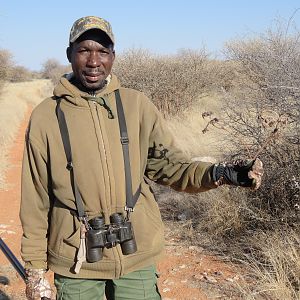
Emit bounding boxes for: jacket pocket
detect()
[48,205,81,259]
[62,225,81,247]
[130,194,164,253]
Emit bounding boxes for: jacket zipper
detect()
[89,92,112,220]
[89,92,122,277]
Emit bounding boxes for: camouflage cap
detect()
[69,16,114,45]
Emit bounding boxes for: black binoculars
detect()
[85,213,137,263]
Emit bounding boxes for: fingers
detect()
[248,158,264,190]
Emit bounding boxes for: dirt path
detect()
[0,107,31,300]
[0,105,242,300]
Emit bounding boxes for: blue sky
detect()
[1,0,299,71]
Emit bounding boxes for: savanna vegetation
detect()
[0,18,299,300]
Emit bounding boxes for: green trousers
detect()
[54,265,161,300]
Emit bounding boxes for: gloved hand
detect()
[25,269,53,300]
[212,158,263,190]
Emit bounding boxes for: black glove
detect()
[212,158,263,190]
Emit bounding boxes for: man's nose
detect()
[87,51,100,67]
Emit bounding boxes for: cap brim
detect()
[69,27,114,44]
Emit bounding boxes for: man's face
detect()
[67,30,115,92]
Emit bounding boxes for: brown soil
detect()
[0,108,31,300]
[0,107,243,300]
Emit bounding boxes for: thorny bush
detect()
[218,21,300,222]
[200,21,300,299]
[113,48,223,117]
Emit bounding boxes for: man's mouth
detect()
[84,71,104,82]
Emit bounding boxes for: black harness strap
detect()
[55,99,85,219]
[115,89,141,212]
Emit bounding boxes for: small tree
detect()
[41,58,71,84]
[10,66,33,82]
[0,49,14,91]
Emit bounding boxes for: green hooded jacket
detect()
[20,74,216,279]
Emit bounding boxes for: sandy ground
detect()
[0,83,243,300]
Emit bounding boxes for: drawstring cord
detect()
[83,96,114,119]
[73,222,87,274]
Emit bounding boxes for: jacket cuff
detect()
[24,260,48,270]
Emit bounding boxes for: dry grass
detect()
[0,79,52,188]
[165,93,224,160]
[232,229,300,300]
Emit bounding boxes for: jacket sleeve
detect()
[19,127,50,270]
[145,101,217,193]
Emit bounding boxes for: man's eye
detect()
[100,50,110,55]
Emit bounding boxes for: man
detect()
[20,16,263,300]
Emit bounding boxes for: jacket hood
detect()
[53,73,121,106]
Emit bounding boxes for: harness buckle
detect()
[124,206,134,213]
[66,162,73,171]
[120,137,129,145]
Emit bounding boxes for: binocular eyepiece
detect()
[86,213,137,263]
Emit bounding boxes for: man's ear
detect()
[66,46,72,63]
